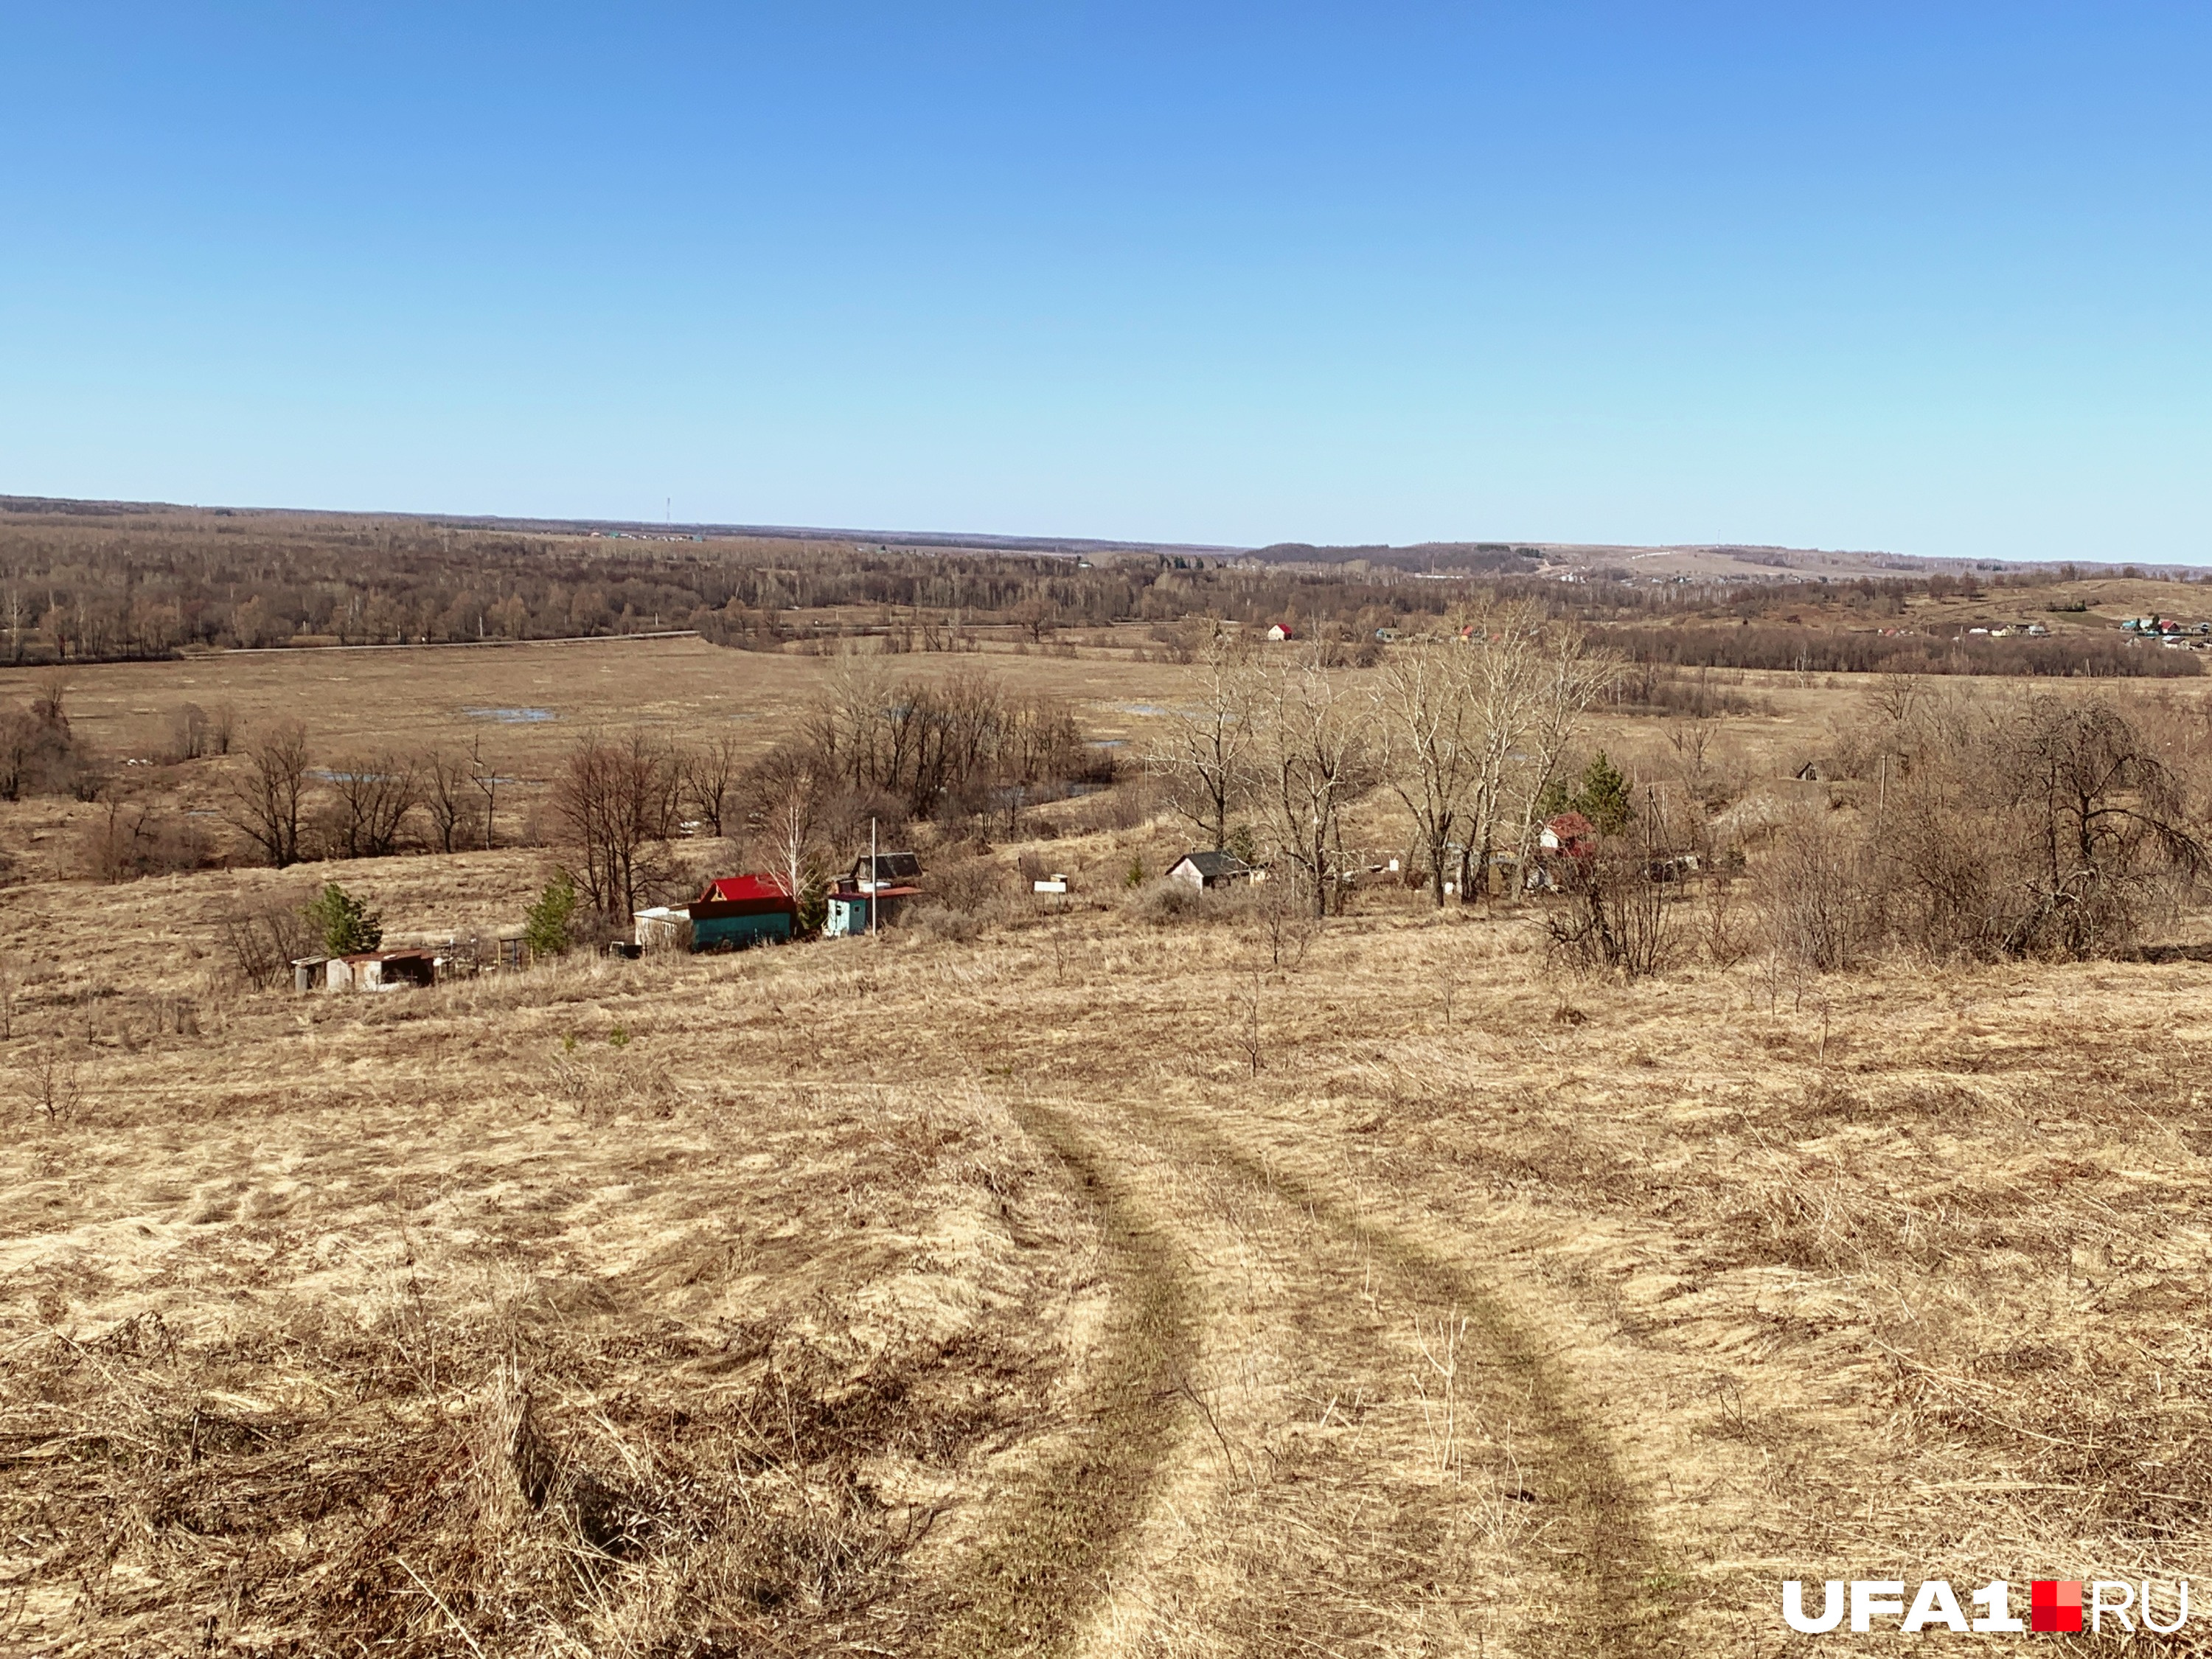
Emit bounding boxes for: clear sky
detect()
[3,5,2208,559]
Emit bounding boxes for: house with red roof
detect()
[684,874,797,951]
[1538,811,1597,858]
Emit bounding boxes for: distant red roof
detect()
[700,874,790,904]
[1543,811,1597,857]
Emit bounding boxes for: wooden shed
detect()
[849,851,922,888]
[324,949,438,991]
[632,905,690,951]
[826,885,919,938]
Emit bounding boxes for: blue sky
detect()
[2,4,2208,559]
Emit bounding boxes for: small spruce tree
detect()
[1573,751,1635,835]
[305,882,383,956]
[523,872,580,957]
[795,869,830,938]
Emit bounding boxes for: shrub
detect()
[1127,877,1208,925]
[1758,810,1874,971]
[906,904,981,944]
[77,799,215,883]
[219,897,318,989]
[1546,846,1677,981]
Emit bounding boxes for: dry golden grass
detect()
[7,830,2212,1653]
[0,636,1208,775]
[7,644,2212,1653]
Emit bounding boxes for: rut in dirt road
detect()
[1009,1086,1681,1658]
[1132,1094,1682,1655]
[900,1099,1200,1658]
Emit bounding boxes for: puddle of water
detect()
[462,706,557,723]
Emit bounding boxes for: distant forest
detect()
[0,498,2197,678]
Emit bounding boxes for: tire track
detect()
[911,1097,1200,1658]
[1088,1091,1681,1658]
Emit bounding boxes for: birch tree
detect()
[1252,647,1378,918]
[1147,628,1254,850]
[1374,636,1482,907]
[747,751,828,932]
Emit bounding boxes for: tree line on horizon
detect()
[2,501,2191,680]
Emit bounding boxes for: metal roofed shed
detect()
[633,905,692,952]
[687,875,796,952]
[322,949,439,991]
[1168,850,1256,890]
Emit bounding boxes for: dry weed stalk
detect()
[1413,1312,1470,1477]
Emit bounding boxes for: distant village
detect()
[289,844,1269,992]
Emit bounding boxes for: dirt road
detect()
[965,1088,1682,1658]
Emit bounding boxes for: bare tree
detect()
[219,895,318,989]
[226,721,311,868]
[1860,689,2209,961]
[680,730,747,838]
[1450,606,1613,897]
[1373,632,1484,907]
[1148,627,1253,850]
[30,671,69,728]
[1547,802,1683,981]
[1251,647,1379,918]
[170,703,214,762]
[322,751,419,858]
[469,734,498,850]
[420,747,478,854]
[748,755,827,930]
[551,731,680,917]
[2000,698,2206,956]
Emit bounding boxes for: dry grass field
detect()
[6,641,2212,1655]
[0,636,1201,771]
[0,633,1922,886]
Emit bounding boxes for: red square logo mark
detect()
[2031,1580,2084,1633]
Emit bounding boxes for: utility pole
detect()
[869,817,878,939]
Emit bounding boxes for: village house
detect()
[686,875,798,951]
[1167,849,1255,890]
[1537,812,1596,858]
[824,850,925,935]
[1265,622,1295,642]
